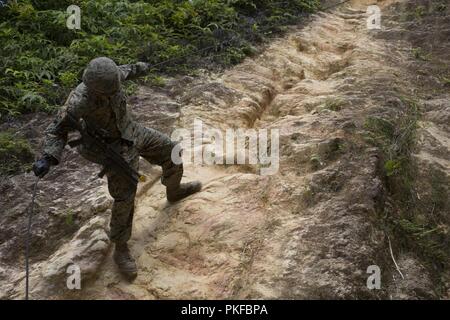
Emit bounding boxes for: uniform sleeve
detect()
[118,62,150,81]
[42,90,84,164]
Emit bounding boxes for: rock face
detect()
[38,215,110,297]
[1,0,448,299]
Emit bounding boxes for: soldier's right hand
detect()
[32,156,52,177]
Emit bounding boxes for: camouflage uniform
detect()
[42,62,183,244]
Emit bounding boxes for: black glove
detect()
[32,156,55,177]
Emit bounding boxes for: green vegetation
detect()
[310,153,322,170]
[440,76,450,86]
[435,2,447,12]
[365,97,419,185]
[411,47,430,61]
[365,96,449,289]
[0,0,319,120]
[0,131,34,175]
[414,5,426,19]
[323,97,344,111]
[65,209,75,226]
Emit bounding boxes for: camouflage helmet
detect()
[82,57,121,95]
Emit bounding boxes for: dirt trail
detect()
[79,0,408,299]
[3,0,448,300]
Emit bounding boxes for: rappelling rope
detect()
[25,176,40,300]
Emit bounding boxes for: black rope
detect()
[25,176,40,300]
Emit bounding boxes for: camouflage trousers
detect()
[78,125,182,244]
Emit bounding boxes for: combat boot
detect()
[167,181,202,203]
[113,242,137,280]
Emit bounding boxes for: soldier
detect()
[32,57,202,280]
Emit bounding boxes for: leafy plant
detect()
[323,98,344,111]
[365,96,449,277]
[439,76,450,86]
[414,5,426,19]
[412,47,430,61]
[310,153,322,170]
[0,131,34,175]
[0,0,319,120]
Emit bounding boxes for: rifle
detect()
[65,112,143,187]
